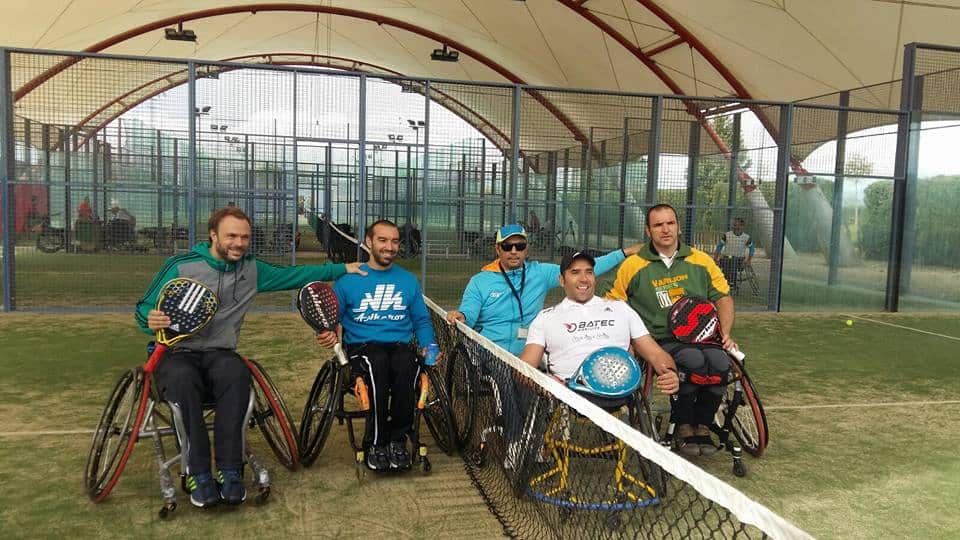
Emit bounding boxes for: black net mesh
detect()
[426,298,806,540]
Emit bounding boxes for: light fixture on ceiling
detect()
[165,22,197,42]
[430,44,459,62]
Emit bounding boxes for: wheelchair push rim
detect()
[84,367,148,502]
[298,360,341,467]
[421,367,457,456]
[723,358,769,457]
[245,358,300,470]
[444,343,476,449]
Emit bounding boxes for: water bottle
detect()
[424,343,440,366]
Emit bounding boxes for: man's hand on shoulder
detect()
[344,262,367,276]
[622,242,644,256]
[146,309,171,332]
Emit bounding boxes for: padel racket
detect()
[668,295,745,360]
[567,346,642,398]
[144,278,219,373]
[297,281,348,366]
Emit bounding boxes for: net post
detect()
[0,48,14,311]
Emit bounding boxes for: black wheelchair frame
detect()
[298,354,456,480]
[641,353,769,477]
[83,356,299,518]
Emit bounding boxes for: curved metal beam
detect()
[14,3,586,143]
[74,53,512,155]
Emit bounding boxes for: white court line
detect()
[0,429,94,437]
[844,314,960,342]
[767,399,960,411]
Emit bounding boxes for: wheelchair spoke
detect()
[298,360,341,467]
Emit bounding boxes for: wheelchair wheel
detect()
[299,360,342,467]
[724,358,769,457]
[444,343,476,448]
[422,367,457,456]
[84,368,146,502]
[245,358,300,470]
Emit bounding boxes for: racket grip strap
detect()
[726,348,745,361]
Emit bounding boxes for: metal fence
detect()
[1,44,953,313]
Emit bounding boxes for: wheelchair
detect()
[298,351,456,480]
[640,351,768,477]
[445,344,665,521]
[718,256,762,298]
[83,352,299,518]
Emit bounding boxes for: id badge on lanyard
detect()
[499,262,527,339]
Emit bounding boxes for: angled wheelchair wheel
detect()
[422,367,457,456]
[84,367,147,502]
[724,358,769,457]
[245,358,300,470]
[444,343,476,448]
[299,360,342,467]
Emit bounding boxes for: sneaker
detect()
[674,424,700,458]
[389,440,411,470]
[217,467,246,505]
[694,425,718,456]
[187,471,220,508]
[366,445,391,471]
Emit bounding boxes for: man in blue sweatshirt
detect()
[316,219,436,472]
[137,207,364,508]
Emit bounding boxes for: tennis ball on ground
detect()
[845,319,853,326]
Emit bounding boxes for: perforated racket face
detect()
[156,278,218,345]
[668,296,719,344]
[297,281,340,333]
[573,347,642,397]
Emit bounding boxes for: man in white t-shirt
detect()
[520,251,679,396]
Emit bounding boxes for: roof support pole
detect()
[827,91,850,286]
[0,49,14,311]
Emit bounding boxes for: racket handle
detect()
[144,343,169,373]
[726,347,745,361]
[333,343,349,367]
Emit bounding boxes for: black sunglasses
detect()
[500,242,527,252]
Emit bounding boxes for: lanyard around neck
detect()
[498,261,526,321]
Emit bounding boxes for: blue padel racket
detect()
[567,347,643,398]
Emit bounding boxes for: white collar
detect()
[559,296,602,308]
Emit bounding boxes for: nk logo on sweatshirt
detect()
[353,284,407,322]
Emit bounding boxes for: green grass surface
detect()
[1,312,958,538]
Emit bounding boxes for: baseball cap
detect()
[495,224,527,244]
[559,250,595,273]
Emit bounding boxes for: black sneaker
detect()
[217,467,246,505]
[389,441,411,470]
[187,471,220,508]
[366,445,390,471]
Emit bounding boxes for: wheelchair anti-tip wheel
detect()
[84,368,146,502]
[245,358,300,470]
[298,360,341,467]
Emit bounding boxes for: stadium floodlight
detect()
[430,44,459,62]
[164,22,197,43]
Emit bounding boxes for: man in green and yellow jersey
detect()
[601,204,738,457]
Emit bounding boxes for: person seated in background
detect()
[106,199,137,247]
[78,196,94,222]
[713,218,755,293]
[519,251,678,395]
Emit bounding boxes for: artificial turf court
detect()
[0,311,958,539]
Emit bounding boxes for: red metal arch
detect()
[14,3,586,144]
[74,53,513,154]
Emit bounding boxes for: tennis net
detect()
[425,296,810,540]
